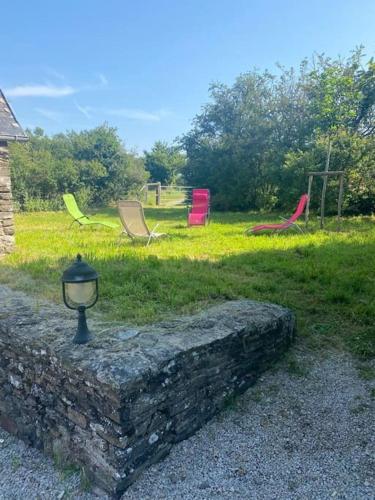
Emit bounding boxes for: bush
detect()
[182,50,375,213]
[24,197,63,212]
[74,187,93,211]
[9,125,148,212]
[279,131,375,215]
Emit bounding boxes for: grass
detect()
[285,353,309,377]
[357,364,375,381]
[0,207,374,359]
[11,455,21,471]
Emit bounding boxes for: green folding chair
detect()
[63,194,119,229]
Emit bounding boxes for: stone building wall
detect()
[0,141,14,254]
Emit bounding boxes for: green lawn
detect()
[1,208,374,359]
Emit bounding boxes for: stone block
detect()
[3,226,14,236]
[0,142,14,255]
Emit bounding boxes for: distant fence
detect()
[140,183,193,207]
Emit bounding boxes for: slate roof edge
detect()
[0,89,28,142]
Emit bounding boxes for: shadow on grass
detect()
[98,206,375,235]
[116,233,191,247]
[1,236,374,360]
[99,206,282,226]
[98,207,189,223]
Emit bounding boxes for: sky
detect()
[1,0,375,152]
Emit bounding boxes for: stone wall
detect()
[0,286,295,497]
[0,142,14,254]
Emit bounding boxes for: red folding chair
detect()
[188,189,210,226]
[246,194,309,234]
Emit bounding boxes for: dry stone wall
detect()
[0,286,295,497]
[0,142,14,254]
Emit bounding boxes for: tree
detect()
[144,141,186,184]
[9,125,148,210]
[181,48,375,213]
[182,69,311,210]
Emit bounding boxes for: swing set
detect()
[305,170,345,230]
[304,139,345,230]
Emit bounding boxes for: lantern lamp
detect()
[62,254,99,344]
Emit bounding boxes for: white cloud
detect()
[74,105,164,122]
[44,67,66,81]
[5,84,76,98]
[157,108,173,118]
[73,102,173,123]
[106,108,162,122]
[98,73,108,86]
[75,102,93,119]
[35,107,64,121]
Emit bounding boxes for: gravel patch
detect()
[0,428,103,500]
[123,349,374,500]
[0,348,373,499]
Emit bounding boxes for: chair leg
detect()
[292,222,304,233]
[280,217,304,234]
[116,231,126,244]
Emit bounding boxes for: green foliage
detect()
[182,49,375,212]
[306,55,362,134]
[11,455,21,471]
[280,130,375,214]
[23,197,63,212]
[79,467,92,492]
[144,141,186,184]
[285,353,309,377]
[223,391,241,411]
[357,364,375,380]
[9,125,148,210]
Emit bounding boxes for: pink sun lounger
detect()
[188,189,210,226]
[247,194,309,234]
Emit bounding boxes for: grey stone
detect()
[0,285,295,497]
[116,329,140,341]
[0,143,14,254]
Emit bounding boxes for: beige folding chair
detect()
[118,200,166,246]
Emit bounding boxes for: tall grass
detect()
[0,208,374,358]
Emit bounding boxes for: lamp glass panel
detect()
[65,281,97,308]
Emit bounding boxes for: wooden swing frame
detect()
[305,170,345,230]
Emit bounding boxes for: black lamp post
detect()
[62,254,99,344]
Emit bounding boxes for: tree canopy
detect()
[182,49,375,213]
[10,124,148,210]
[144,141,186,184]
[9,48,375,215]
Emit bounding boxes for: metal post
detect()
[73,306,92,344]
